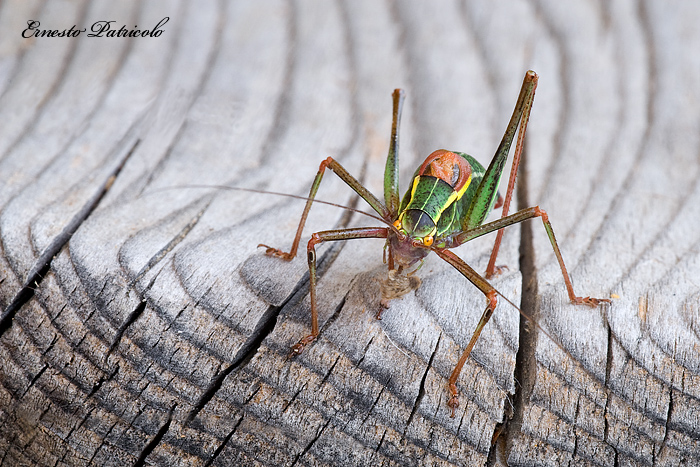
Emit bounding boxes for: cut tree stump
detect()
[1,1,699,466]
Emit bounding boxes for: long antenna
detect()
[145,184,392,227]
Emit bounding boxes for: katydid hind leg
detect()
[447,291,497,417]
[485,71,538,278]
[264,89,403,261]
[434,204,609,416]
[289,227,389,357]
[463,71,538,234]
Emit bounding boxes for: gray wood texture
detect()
[1,1,698,466]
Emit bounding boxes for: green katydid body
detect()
[384,72,531,274]
[391,149,499,266]
[261,70,609,417]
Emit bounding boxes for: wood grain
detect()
[0,1,698,466]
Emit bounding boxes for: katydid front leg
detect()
[435,206,609,417]
[433,249,499,417]
[288,227,389,357]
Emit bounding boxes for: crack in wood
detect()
[488,144,540,465]
[602,316,617,464]
[203,414,244,467]
[318,355,341,388]
[51,449,67,467]
[21,364,49,399]
[186,303,277,423]
[361,385,386,426]
[186,223,352,423]
[659,387,674,461]
[132,403,176,467]
[0,139,139,337]
[68,404,96,441]
[87,418,118,465]
[161,304,192,335]
[215,243,347,417]
[243,384,262,407]
[281,385,305,414]
[290,417,332,467]
[108,299,147,356]
[373,428,388,461]
[355,335,375,367]
[567,395,582,467]
[41,333,59,357]
[404,333,441,438]
[86,364,119,399]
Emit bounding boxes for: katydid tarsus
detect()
[259,70,610,417]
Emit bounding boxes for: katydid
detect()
[260,70,609,417]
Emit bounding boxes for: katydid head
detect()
[386,223,432,269]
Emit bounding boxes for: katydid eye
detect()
[393,220,401,230]
[423,235,434,246]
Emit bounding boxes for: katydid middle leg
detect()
[259,158,391,260]
[453,206,610,306]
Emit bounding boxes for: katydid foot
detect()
[447,382,460,418]
[485,264,509,279]
[376,300,390,319]
[289,334,316,358]
[572,296,611,307]
[258,244,295,261]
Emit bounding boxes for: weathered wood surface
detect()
[0,1,698,466]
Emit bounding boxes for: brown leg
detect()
[288,227,389,357]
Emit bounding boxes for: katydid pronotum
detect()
[260,71,609,417]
